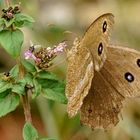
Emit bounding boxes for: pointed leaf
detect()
[14,13,35,28]
[12,82,25,95]
[10,65,19,77]
[0,29,23,57]
[23,122,38,140]
[37,78,66,104]
[37,71,59,81]
[32,78,41,98]
[0,92,20,117]
[42,88,67,104]
[0,18,4,31]
[0,81,12,93]
[22,60,36,72]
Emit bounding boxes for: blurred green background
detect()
[0,0,140,140]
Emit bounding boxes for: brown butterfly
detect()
[65,13,140,129]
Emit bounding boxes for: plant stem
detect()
[21,91,32,123]
[5,0,10,7]
[17,57,32,123]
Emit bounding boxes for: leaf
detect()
[23,122,38,140]
[12,73,34,95]
[0,29,24,57]
[0,81,12,93]
[37,71,59,81]
[37,78,67,104]
[4,18,15,27]
[10,65,19,77]
[0,89,10,98]
[24,73,34,86]
[22,59,36,72]
[0,92,20,117]
[12,82,25,95]
[0,18,4,31]
[14,13,35,28]
[42,88,67,104]
[32,78,41,98]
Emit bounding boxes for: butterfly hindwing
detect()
[102,45,140,98]
[80,45,140,129]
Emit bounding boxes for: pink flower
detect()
[24,50,36,60]
[53,42,67,54]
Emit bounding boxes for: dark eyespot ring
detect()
[103,21,107,33]
[137,59,140,67]
[98,42,103,55]
[124,72,134,82]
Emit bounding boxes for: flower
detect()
[24,50,36,60]
[53,42,67,54]
[45,42,67,58]
[24,41,67,70]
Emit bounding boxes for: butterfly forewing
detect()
[80,13,114,71]
[66,40,94,117]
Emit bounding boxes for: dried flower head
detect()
[24,41,67,70]
[1,4,21,21]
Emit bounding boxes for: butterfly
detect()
[65,13,140,129]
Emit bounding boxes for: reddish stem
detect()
[21,92,32,123]
[17,58,32,123]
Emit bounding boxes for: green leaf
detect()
[12,82,25,95]
[12,73,34,95]
[0,81,12,93]
[42,88,67,104]
[0,18,4,31]
[0,92,20,117]
[32,78,41,98]
[0,89,10,98]
[37,78,67,104]
[37,71,59,81]
[24,73,34,86]
[23,122,38,140]
[4,18,15,28]
[10,65,19,78]
[22,60,36,72]
[14,13,35,28]
[0,29,24,58]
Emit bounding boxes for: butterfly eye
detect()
[124,72,134,82]
[102,21,107,33]
[98,42,103,55]
[137,59,140,67]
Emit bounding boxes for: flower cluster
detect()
[1,5,20,21]
[24,42,67,69]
